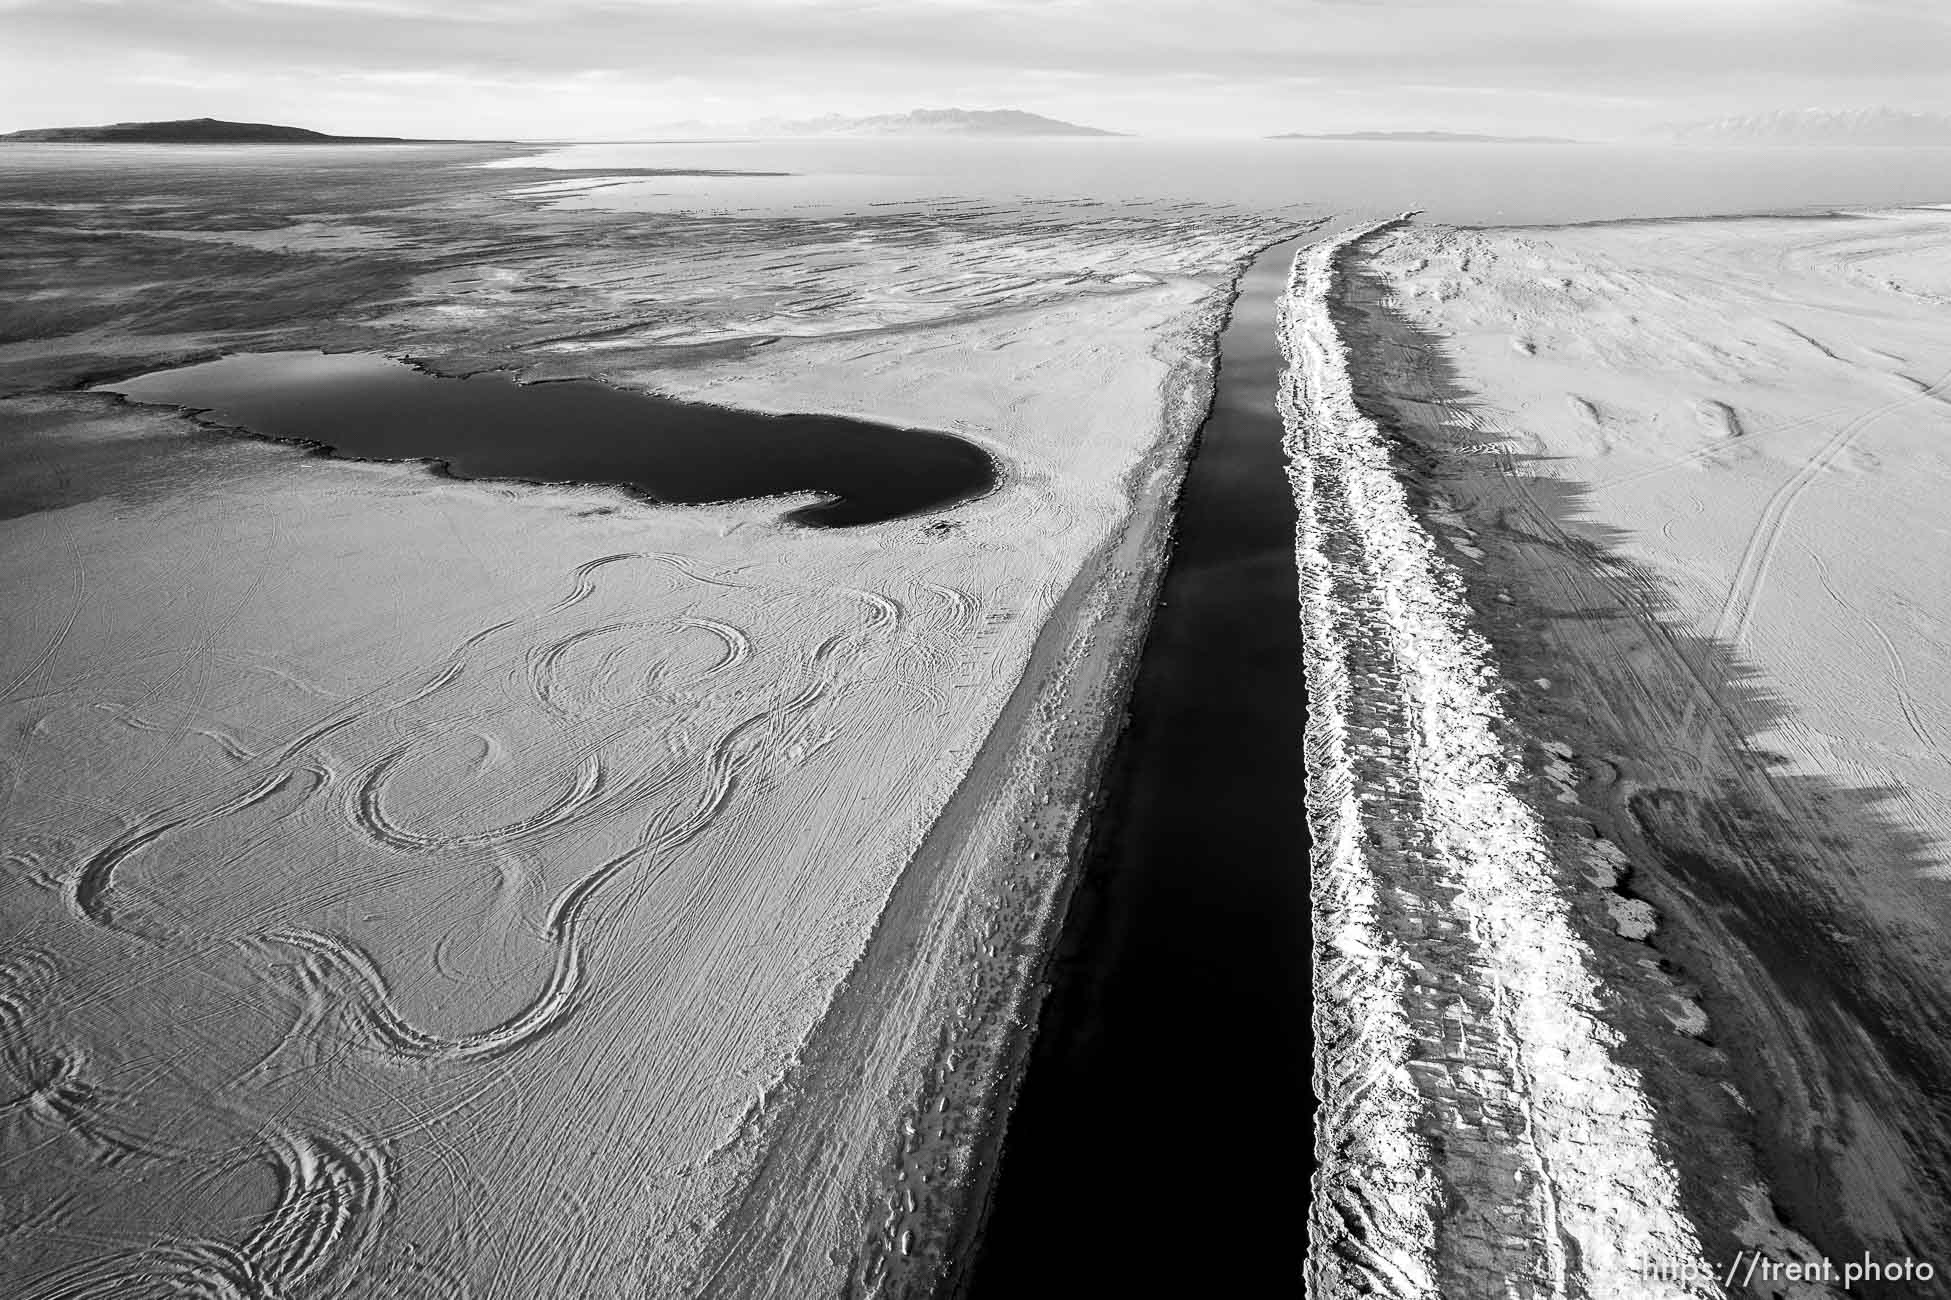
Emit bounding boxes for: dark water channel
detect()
[967,238,1313,1294]
[98,351,995,527]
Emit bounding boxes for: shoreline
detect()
[90,355,1004,530]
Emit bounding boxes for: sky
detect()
[4,0,1950,140]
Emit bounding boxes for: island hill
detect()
[0,117,462,144]
[1271,129,1577,144]
[774,108,1122,137]
[648,108,1126,139]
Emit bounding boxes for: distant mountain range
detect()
[1271,130,1576,144]
[648,108,1122,139]
[0,117,438,144]
[1669,108,1951,146]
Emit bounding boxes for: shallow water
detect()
[98,351,996,528]
[500,137,1951,224]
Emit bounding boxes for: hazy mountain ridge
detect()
[1271,130,1576,144]
[1670,107,1951,146]
[0,117,422,144]
[640,108,1121,139]
[766,108,1121,137]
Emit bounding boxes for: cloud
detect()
[4,0,1948,136]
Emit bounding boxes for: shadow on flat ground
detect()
[1334,244,1951,1298]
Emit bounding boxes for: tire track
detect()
[351,749,606,853]
[263,661,842,1068]
[551,552,647,612]
[645,551,752,590]
[917,581,980,636]
[1812,550,1951,776]
[526,622,637,717]
[1,955,191,1165]
[265,546,659,769]
[241,1125,390,1295]
[2,539,85,706]
[533,612,756,717]
[674,616,752,677]
[67,768,310,931]
[117,512,283,798]
[840,587,903,636]
[1709,359,1951,650]
[25,1051,186,1164]
[262,924,584,1064]
[19,1125,389,1300]
[22,1239,269,1300]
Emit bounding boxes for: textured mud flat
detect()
[1312,209,1951,1297]
[0,146,1294,1296]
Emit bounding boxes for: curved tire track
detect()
[1709,360,1951,649]
[350,750,605,854]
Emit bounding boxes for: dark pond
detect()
[97,351,995,527]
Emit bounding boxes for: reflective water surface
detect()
[500,137,1951,224]
[101,350,997,528]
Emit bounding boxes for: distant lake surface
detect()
[497,138,1951,225]
[99,351,996,528]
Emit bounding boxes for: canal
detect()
[966,236,1315,1295]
